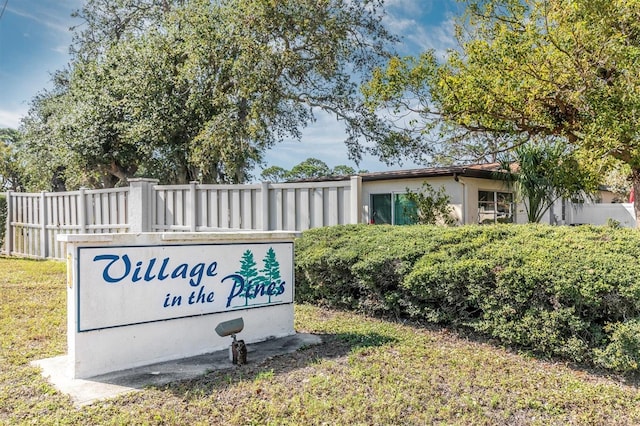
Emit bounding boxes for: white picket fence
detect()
[4,177,361,260]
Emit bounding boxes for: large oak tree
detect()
[21,0,403,188]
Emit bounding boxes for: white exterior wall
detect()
[568,202,635,227]
[362,176,463,224]
[361,176,525,225]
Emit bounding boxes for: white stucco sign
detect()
[59,232,298,379]
[77,243,293,331]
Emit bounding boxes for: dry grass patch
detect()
[2,257,640,424]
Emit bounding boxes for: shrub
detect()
[295,224,640,371]
[595,320,640,372]
[404,182,457,225]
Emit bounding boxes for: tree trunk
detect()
[632,168,640,229]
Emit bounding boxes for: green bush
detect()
[295,224,640,371]
[595,320,640,371]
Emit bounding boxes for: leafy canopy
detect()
[20,0,402,189]
[0,129,26,191]
[260,158,362,182]
[364,0,640,221]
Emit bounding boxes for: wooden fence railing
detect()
[4,177,361,259]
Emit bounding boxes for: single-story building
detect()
[298,162,633,227]
[297,163,526,225]
[357,163,522,225]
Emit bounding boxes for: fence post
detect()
[261,181,270,230]
[78,187,87,233]
[350,176,362,224]
[189,181,198,232]
[4,190,12,255]
[128,178,159,233]
[39,191,48,258]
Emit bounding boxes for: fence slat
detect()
[328,187,339,226]
[299,189,310,231]
[312,188,324,228]
[40,192,47,258]
[6,178,356,259]
[274,188,283,230]
[242,189,253,229]
[220,190,230,229]
[286,189,296,231]
[4,191,12,255]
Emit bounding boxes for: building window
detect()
[370,193,418,225]
[478,190,514,224]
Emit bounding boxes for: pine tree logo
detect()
[236,249,259,306]
[260,247,281,303]
[234,247,283,305]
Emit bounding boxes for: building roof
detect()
[288,163,507,183]
[358,163,505,182]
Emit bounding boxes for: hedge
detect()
[295,224,640,371]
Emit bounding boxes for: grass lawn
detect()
[2,257,640,425]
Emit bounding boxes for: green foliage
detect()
[404,182,456,225]
[331,165,357,176]
[20,0,399,189]
[498,141,600,223]
[0,128,26,191]
[260,166,289,183]
[296,224,640,370]
[237,249,259,304]
[287,158,332,180]
[363,0,640,223]
[260,158,360,182]
[595,320,640,372]
[607,218,622,229]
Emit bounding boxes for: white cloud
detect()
[52,43,70,54]
[0,109,25,129]
[384,0,434,16]
[407,17,458,58]
[382,0,459,57]
[6,1,81,35]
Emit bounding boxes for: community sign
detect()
[76,242,294,332]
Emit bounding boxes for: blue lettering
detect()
[252,281,265,298]
[172,264,188,280]
[207,262,218,277]
[189,263,205,287]
[132,261,144,282]
[93,254,131,283]
[266,282,277,296]
[188,285,215,304]
[163,293,183,307]
[94,254,224,288]
[223,274,245,308]
[158,258,170,280]
[144,258,157,281]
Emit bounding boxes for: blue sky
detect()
[0,0,462,174]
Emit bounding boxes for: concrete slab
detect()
[32,333,322,407]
